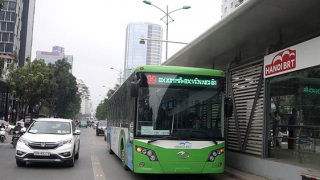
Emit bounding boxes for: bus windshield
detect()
[135,78,224,140]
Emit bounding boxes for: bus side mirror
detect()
[130,75,140,97]
[225,97,233,117]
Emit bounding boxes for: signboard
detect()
[264,36,320,78]
[40,51,60,56]
[143,73,218,88]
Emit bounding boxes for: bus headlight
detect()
[136,146,158,162]
[207,148,224,162]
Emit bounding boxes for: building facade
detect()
[0,0,35,67]
[221,0,247,18]
[123,22,163,81]
[36,46,73,73]
[19,0,36,67]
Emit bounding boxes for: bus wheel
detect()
[121,147,130,171]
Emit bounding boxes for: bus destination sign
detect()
[145,74,218,87]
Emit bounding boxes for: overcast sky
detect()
[31,0,222,110]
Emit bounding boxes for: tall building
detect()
[19,0,36,67]
[36,46,73,73]
[0,0,36,67]
[123,22,163,80]
[221,0,247,18]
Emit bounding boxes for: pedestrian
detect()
[288,108,296,149]
[270,111,281,148]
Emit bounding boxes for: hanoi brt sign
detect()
[264,36,320,78]
[265,49,296,76]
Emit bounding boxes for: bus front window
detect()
[135,86,225,140]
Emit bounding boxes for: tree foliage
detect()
[48,59,80,119]
[95,85,119,120]
[7,55,56,121]
[6,56,89,120]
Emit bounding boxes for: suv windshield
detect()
[98,121,107,125]
[28,121,71,134]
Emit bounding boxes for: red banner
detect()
[265,49,296,76]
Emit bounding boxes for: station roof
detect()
[163,0,320,70]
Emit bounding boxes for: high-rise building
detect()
[19,0,36,67]
[123,22,163,80]
[36,46,73,73]
[0,0,36,67]
[221,0,247,19]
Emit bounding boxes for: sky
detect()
[31,0,222,110]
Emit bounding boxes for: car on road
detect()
[78,121,88,128]
[96,120,107,136]
[15,118,81,167]
[93,121,99,129]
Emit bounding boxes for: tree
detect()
[77,79,90,100]
[95,84,119,120]
[7,56,56,122]
[49,59,81,119]
[0,0,4,10]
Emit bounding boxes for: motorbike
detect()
[12,129,25,148]
[0,128,6,143]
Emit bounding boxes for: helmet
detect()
[17,122,21,126]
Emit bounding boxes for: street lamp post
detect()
[143,0,190,60]
[110,67,123,84]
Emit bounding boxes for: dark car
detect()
[96,121,107,136]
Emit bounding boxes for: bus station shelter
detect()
[163,0,320,179]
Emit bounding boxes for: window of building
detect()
[5,43,13,52]
[268,65,320,169]
[5,12,10,21]
[0,12,4,21]
[1,22,5,31]
[2,33,8,42]
[11,12,16,22]
[9,33,14,42]
[0,43,4,52]
[231,2,233,8]
[7,22,14,32]
[224,7,227,13]
[3,2,8,11]
[9,2,16,11]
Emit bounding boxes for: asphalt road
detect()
[0,128,268,180]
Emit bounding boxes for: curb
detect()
[224,166,270,180]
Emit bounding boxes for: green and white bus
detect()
[107,65,233,174]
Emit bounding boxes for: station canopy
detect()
[163,0,320,70]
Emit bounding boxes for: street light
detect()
[143,0,190,60]
[110,67,123,84]
[140,36,187,45]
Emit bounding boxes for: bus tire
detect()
[107,135,114,154]
[121,145,130,171]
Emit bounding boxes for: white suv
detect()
[15,118,81,167]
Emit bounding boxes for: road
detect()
[0,128,268,180]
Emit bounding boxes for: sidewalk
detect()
[224,166,270,180]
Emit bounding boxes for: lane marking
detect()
[91,156,107,180]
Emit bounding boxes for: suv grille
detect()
[28,142,59,150]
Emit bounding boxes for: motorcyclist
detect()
[0,123,6,129]
[0,123,6,141]
[11,122,22,144]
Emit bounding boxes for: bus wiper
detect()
[147,136,181,144]
[190,130,217,145]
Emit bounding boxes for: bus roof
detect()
[133,65,225,77]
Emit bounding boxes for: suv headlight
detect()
[18,137,31,146]
[58,139,72,147]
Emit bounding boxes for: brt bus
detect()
[106,65,233,174]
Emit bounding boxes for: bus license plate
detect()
[34,151,50,156]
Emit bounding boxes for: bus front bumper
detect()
[134,161,224,174]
